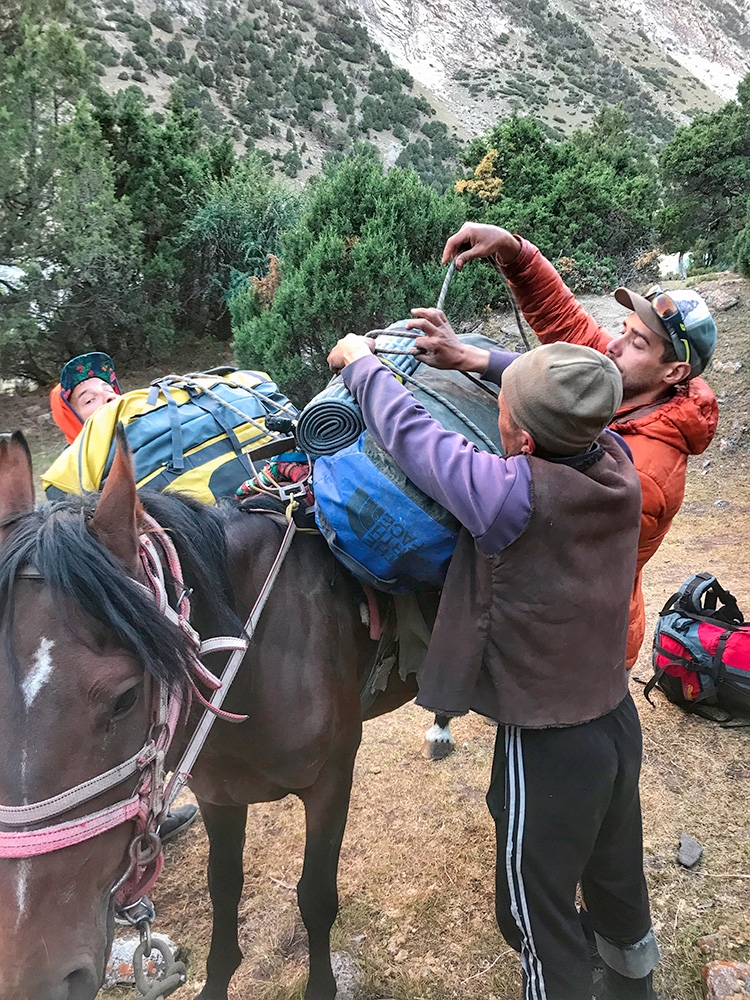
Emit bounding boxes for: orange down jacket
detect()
[502,239,719,666]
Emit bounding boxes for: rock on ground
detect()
[103,933,180,989]
[678,832,704,868]
[332,950,361,1000]
[702,960,750,999]
[695,932,730,956]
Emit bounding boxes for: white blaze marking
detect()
[10,641,54,929]
[15,861,30,924]
[22,637,55,710]
[20,747,27,802]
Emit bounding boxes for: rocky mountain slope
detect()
[353,0,750,137]
[79,0,750,176]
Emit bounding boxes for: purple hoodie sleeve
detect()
[482,348,519,385]
[341,355,531,554]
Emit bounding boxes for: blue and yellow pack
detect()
[42,370,297,503]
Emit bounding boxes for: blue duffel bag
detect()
[311,334,504,594]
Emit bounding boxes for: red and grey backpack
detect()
[647,573,750,723]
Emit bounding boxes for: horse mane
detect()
[0,490,242,689]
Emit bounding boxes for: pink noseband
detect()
[0,512,249,904]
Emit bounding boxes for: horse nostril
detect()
[62,964,99,1000]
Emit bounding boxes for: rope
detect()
[436,259,456,312]
[382,362,502,455]
[163,512,298,812]
[487,258,532,352]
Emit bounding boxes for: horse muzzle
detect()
[0,958,101,1000]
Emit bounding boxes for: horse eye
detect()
[112,684,141,719]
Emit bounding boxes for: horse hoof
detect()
[423,723,455,760]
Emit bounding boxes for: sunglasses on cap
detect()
[644,287,690,365]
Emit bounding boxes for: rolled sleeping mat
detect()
[296,320,422,457]
[296,324,502,457]
[295,377,366,457]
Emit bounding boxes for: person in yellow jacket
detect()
[49,352,122,444]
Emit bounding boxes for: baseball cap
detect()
[614,286,716,379]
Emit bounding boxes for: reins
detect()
[0,504,297,905]
[162,505,298,812]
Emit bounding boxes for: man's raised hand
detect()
[442,223,522,270]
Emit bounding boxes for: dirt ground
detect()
[0,275,748,1000]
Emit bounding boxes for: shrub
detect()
[166,39,185,59]
[121,48,142,69]
[232,149,503,402]
[734,207,750,276]
[150,9,174,32]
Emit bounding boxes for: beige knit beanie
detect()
[502,343,623,455]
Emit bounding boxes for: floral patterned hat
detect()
[59,352,121,400]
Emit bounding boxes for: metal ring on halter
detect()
[114,894,157,930]
[133,830,162,866]
[111,832,162,899]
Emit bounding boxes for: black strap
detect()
[648,644,716,705]
[658,590,682,617]
[711,630,732,684]
[664,607,747,632]
[669,573,744,625]
[643,666,665,705]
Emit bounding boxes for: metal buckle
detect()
[278,482,308,501]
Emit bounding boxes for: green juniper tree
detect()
[658,73,750,270]
[232,147,501,403]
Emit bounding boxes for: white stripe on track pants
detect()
[487,693,657,1000]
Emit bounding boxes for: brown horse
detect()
[0,430,415,1000]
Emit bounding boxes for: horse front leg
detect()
[195,801,248,1000]
[297,752,357,1000]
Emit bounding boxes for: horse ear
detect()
[90,425,143,576]
[0,431,35,543]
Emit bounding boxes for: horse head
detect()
[0,429,191,1000]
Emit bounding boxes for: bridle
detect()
[0,507,296,908]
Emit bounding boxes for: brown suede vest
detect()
[415,434,641,728]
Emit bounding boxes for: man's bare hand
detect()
[406,308,490,373]
[327,334,375,372]
[442,223,522,270]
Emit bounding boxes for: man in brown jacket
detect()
[328,332,658,1000]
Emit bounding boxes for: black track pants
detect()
[486,693,658,1000]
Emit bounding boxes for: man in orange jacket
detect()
[408,223,719,668]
